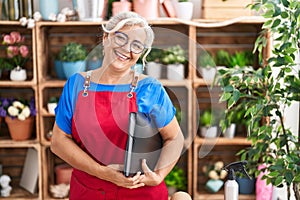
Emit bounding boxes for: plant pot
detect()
[62,61,86,79]
[236,177,256,194]
[167,64,184,81]
[199,67,217,82]
[205,179,224,193]
[87,59,103,70]
[112,1,132,16]
[10,67,27,81]
[223,123,236,138]
[54,60,66,80]
[175,2,194,20]
[201,126,218,138]
[55,164,73,184]
[47,103,57,115]
[5,116,34,141]
[146,62,162,79]
[133,0,160,19]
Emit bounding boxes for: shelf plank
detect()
[194,137,251,146]
[0,140,39,148]
[0,81,36,87]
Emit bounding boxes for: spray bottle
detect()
[223,160,251,200]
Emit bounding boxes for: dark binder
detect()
[124,112,163,177]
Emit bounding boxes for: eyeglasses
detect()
[113,31,146,54]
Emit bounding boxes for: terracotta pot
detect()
[112,1,132,16]
[55,164,73,184]
[5,116,34,141]
[133,0,160,19]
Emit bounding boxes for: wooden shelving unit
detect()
[0,16,268,199]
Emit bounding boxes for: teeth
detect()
[115,51,129,60]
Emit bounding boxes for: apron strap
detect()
[82,71,92,97]
[128,70,140,98]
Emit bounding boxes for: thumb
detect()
[141,159,152,173]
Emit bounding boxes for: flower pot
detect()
[146,62,162,79]
[205,179,224,193]
[87,59,103,70]
[5,116,34,141]
[112,1,132,16]
[55,164,73,184]
[10,67,27,81]
[62,61,86,79]
[175,2,194,20]
[54,60,66,80]
[200,67,217,82]
[236,177,256,194]
[201,126,218,138]
[47,103,57,115]
[133,0,160,19]
[223,123,236,138]
[167,64,185,81]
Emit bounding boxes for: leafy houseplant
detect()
[199,110,219,138]
[57,42,88,79]
[218,9,300,196]
[165,166,187,195]
[198,51,216,82]
[145,48,164,79]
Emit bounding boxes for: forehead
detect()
[115,25,147,41]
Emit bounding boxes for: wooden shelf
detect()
[194,189,255,200]
[194,137,251,146]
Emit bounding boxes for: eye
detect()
[131,41,144,53]
[114,32,128,46]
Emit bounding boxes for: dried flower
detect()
[1,31,30,69]
[203,161,227,180]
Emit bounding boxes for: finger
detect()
[128,182,145,189]
[131,171,141,182]
[141,159,152,173]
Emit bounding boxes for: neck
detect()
[94,67,134,84]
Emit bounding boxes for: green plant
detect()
[161,45,186,65]
[228,51,254,68]
[58,42,87,62]
[200,110,216,127]
[214,50,231,67]
[48,96,59,104]
[198,51,215,68]
[146,48,163,63]
[217,1,300,193]
[165,166,187,191]
[178,0,188,2]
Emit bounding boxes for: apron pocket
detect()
[69,174,106,200]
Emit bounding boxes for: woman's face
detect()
[104,25,147,72]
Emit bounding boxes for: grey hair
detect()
[102,12,155,69]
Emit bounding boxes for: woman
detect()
[51,11,185,199]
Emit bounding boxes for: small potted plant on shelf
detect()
[3,97,36,141]
[227,50,254,68]
[175,0,194,20]
[202,161,227,193]
[47,96,59,115]
[165,166,187,196]
[199,109,219,138]
[198,51,216,82]
[57,42,87,79]
[1,31,30,81]
[146,48,163,79]
[86,44,103,71]
[214,49,231,68]
[161,45,186,81]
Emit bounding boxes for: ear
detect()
[103,33,108,41]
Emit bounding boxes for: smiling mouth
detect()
[115,50,130,61]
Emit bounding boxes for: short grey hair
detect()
[102,12,155,69]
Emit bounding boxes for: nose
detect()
[121,42,131,53]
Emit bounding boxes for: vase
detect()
[54,60,66,80]
[167,64,185,81]
[146,62,162,79]
[55,164,73,184]
[133,0,160,19]
[10,66,27,81]
[62,60,86,79]
[47,103,57,115]
[5,116,34,141]
[39,0,59,20]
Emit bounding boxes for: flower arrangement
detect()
[202,161,227,180]
[0,97,36,121]
[2,31,30,69]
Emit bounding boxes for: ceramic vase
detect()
[5,116,34,141]
[10,66,27,81]
[146,62,162,79]
[55,164,73,184]
[133,0,160,19]
[167,64,185,81]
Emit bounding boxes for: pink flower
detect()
[3,35,14,45]
[7,46,19,58]
[10,31,22,43]
[19,45,29,58]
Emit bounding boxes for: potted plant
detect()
[214,49,231,68]
[2,31,30,81]
[202,161,227,193]
[227,50,254,68]
[58,42,87,79]
[199,109,218,138]
[86,44,103,70]
[47,96,59,115]
[198,51,216,82]
[161,45,186,81]
[165,166,187,196]
[175,0,194,20]
[146,48,163,79]
[3,97,36,141]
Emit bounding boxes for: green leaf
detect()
[271,19,281,28]
[280,11,289,18]
[285,171,293,185]
[268,171,280,177]
[220,92,231,102]
[232,90,241,102]
[274,176,284,186]
[281,0,289,7]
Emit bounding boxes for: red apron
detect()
[69,80,168,199]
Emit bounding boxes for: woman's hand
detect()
[103,165,145,189]
[140,159,164,186]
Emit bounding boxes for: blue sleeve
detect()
[137,78,176,128]
[55,74,81,134]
